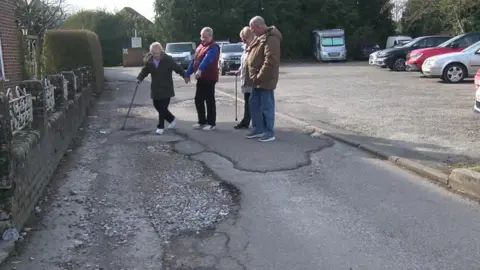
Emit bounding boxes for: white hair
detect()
[149,42,164,53]
[201,27,213,37]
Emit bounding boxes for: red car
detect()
[475,68,480,89]
[406,32,480,72]
[476,69,480,113]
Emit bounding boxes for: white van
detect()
[385,36,413,49]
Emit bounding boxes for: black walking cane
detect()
[235,73,238,121]
[121,82,140,130]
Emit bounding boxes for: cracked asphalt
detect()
[214,62,480,170]
[3,67,480,269]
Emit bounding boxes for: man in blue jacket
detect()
[185,27,220,131]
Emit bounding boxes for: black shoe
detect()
[234,124,249,129]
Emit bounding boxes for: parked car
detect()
[369,40,411,67]
[217,40,230,48]
[422,40,480,83]
[376,35,451,71]
[475,69,480,113]
[218,43,243,75]
[476,68,480,89]
[354,43,381,60]
[406,32,480,72]
[165,42,196,69]
[369,40,410,66]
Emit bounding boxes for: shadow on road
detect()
[325,131,478,172]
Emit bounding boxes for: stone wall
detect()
[0,67,95,232]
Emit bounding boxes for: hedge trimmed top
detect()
[43,29,104,93]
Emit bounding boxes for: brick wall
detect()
[0,0,23,90]
[11,85,93,227]
[0,67,96,232]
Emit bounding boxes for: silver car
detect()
[422,40,480,83]
[165,42,196,69]
[218,43,243,75]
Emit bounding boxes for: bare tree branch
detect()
[15,0,68,36]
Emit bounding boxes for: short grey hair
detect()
[201,27,213,37]
[250,16,266,26]
[149,42,164,53]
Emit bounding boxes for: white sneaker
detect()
[167,119,176,129]
[202,125,216,131]
[156,128,164,135]
[193,123,205,129]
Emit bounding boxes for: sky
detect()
[65,0,156,21]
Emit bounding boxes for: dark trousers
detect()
[195,79,216,126]
[153,98,174,129]
[239,92,251,127]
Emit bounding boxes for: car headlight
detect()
[423,59,434,66]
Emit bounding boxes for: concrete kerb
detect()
[449,169,480,200]
[215,89,480,200]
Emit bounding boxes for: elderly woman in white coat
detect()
[234,26,256,129]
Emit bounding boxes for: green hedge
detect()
[43,29,104,93]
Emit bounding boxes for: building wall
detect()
[123,48,148,67]
[0,0,23,90]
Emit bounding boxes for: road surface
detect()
[2,67,480,270]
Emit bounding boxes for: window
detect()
[433,37,450,46]
[454,36,474,47]
[0,38,5,80]
[413,38,427,48]
[221,44,243,53]
[425,38,437,47]
[165,43,194,53]
[321,37,344,46]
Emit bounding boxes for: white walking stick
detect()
[235,73,238,121]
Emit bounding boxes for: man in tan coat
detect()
[245,16,282,142]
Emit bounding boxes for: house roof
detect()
[119,7,153,25]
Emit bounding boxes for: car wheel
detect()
[442,63,467,83]
[393,58,406,71]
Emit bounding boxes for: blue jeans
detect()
[249,88,275,136]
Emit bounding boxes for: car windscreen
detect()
[321,36,344,46]
[462,40,480,53]
[165,43,192,53]
[402,37,423,47]
[221,44,243,53]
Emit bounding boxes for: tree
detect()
[63,8,155,66]
[153,0,397,59]
[15,0,68,36]
[401,0,480,35]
